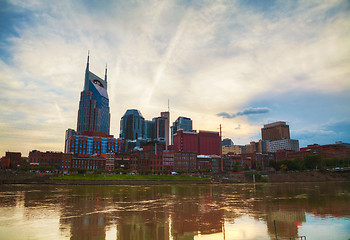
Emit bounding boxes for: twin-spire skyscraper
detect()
[76,53,111,136]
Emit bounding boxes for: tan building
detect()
[161,111,170,147]
[261,121,290,141]
[222,145,242,154]
[245,141,258,153]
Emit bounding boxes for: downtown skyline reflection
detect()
[1,182,349,240]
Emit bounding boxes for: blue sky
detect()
[0,0,349,156]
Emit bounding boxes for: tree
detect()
[304,154,322,170]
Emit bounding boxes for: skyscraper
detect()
[77,54,110,135]
[120,109,145,140]
[160,111,170,146]
[261,121,290,141]
[170,116,193,144]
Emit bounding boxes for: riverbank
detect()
[1,171,349,185]
[0,172,211,185]
[268,171,350,182]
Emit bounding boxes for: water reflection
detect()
[0,182,349,240]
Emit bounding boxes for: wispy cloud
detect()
[217,107,271,119]
[0,0,349,154]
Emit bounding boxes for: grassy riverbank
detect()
[54,174,208,181]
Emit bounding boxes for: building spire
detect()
[87,50,90,70]
[84,50,90,91]
[105,63,107,82]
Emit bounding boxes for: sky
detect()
[0,0,349,156]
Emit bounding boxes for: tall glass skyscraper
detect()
[170,116,194,144]
[120,109,145,140]
[77,54,110,135]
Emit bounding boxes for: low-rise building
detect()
[28,150,72,172]
[66,132,125,156]
[222,145,243,155]
[71,155,105,170]
[173,152,197,172]
[1,152,25,169]
[163,150,175,171]
[269,139,299,153]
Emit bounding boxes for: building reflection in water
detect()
[1,182,349,239]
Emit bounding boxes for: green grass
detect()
[54,174,208,181]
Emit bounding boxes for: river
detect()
[0,182,349,239]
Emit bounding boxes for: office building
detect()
[28,150,72,172]
[198,131,221,155]
[120,109,145,140]
[153,116,167,141]
[173,129,220,155]
[222,138,233,146]
[269,139,299,152]
[170,117,193,144]
[0,152,24,169]
[66,134,125,156]
[261,121,290,141]
[65,129,77,153]
[222,145,243,155]
[77,54,110,135]
[160,111,170,146]
[145,120,155,140]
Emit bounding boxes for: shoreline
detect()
[1,171,349,185]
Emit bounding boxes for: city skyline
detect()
[1,0,350,156]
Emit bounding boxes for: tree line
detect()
[269,155,350,171]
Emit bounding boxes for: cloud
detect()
[217,107,271,119]
[0,0,350,155]
[293,119,350,147]
[322,119,350,134]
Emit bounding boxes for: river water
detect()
[0,182,349,240]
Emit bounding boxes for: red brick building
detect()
[71,156,105,170]
[0,152,24,169]
[274,143,350,161]
[163,150,175,171]
[173,152,197,172]
[300,144,350,159]
[67,134,125,156]
[28,150,72,171]
[134,142,166,172]
[115,154,131,170]
[173,130,198,153]
[198,131,221,155]
[173,129,220,155]
[100,152,115,171]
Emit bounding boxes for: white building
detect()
[269,139,299,152]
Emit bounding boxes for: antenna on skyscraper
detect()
[105,64,107,82]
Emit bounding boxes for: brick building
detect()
[198,131,221,155]
[300,143,350,159]
[100,152,115,171]
[135,141,166,172]
[28,150,72,172]
[173,129,220,155]
[115,154,131,170]
[197,155,221,173]
[173,152,197,172]
[0,152,24,169]
[261,121,290,141]
[66,134,124,156]
[71,156,105,170]
[163,150,175,171]
[173,130,198,153]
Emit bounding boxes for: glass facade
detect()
[69,135,125,155]
[171,116,193,144]
[77,56,110,135]
[120,109,145,140]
